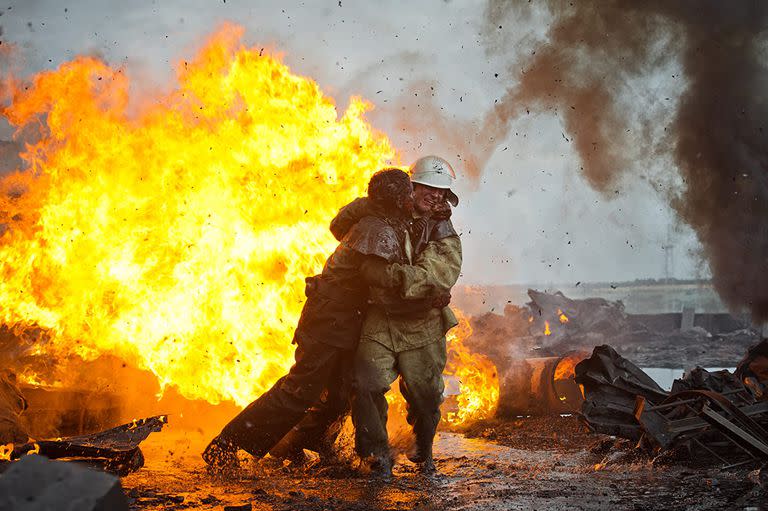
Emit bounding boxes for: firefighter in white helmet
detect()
[352,155,463,476]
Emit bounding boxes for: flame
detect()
[544,321,551,336]
[554,352,588,401]
[0,25,396,407]
[27,443,39,455]
[0,443,12,461]
[553,354,583,381]
[557,309,569,324]
[444,311,499,425]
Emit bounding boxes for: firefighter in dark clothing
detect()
[202,168,414,472]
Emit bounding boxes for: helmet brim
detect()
[446,189,459,207]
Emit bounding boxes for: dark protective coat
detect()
[294,215,404,349]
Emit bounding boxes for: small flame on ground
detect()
[544,321,552,336]
[558,309,569,324]
[0,443,13,461]
[27,443,39,455]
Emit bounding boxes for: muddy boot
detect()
[359,455,393,480]
[202,435,240,474]
[408,438,435,474]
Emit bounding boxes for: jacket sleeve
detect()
[329,197,373,241]
[360,235,462,298]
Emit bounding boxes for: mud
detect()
[121,417,765,511]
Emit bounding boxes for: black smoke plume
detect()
[481,1,768,319]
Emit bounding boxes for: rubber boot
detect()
[360,454,393,480]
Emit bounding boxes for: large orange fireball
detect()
[0,25,500,426]
[0,25,395,406]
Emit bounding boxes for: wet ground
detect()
[121,416,766,511]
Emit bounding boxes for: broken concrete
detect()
[0,455,129,511]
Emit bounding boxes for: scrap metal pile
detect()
[575,341,768,468]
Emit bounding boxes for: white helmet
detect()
[409,155,459,206]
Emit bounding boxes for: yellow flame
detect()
[553,353,585,381]
[0,25,395,407]
[0,443,13,461]
[27,443,39,455]
[444,311,499,425]
[544,321,551,336]
[558,309,569,324]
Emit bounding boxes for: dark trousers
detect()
[268,386,350,460]
[219,337,352,459]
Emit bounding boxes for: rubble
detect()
[1,415,168,476]
[575,345,668,440]
[575,341,768,468]
[0,454,129,511]
[466,289,760,368]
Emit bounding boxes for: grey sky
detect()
[0,0,703,285]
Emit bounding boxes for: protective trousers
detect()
[352,337,447,461]
[219,337,353,459]
[268,378,350,460]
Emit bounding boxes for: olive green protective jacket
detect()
[359,235,462,352]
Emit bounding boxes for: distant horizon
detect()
[459,277,714,288]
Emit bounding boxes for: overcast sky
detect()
[0,0,704,285]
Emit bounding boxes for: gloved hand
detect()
[431,292,451,309]
[431,200,452,220]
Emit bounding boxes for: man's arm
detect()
[360,236,462,299]
[329,197,373,241]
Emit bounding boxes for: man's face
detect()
[412,183,446,214]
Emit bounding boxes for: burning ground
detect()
[3,287,768,510]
